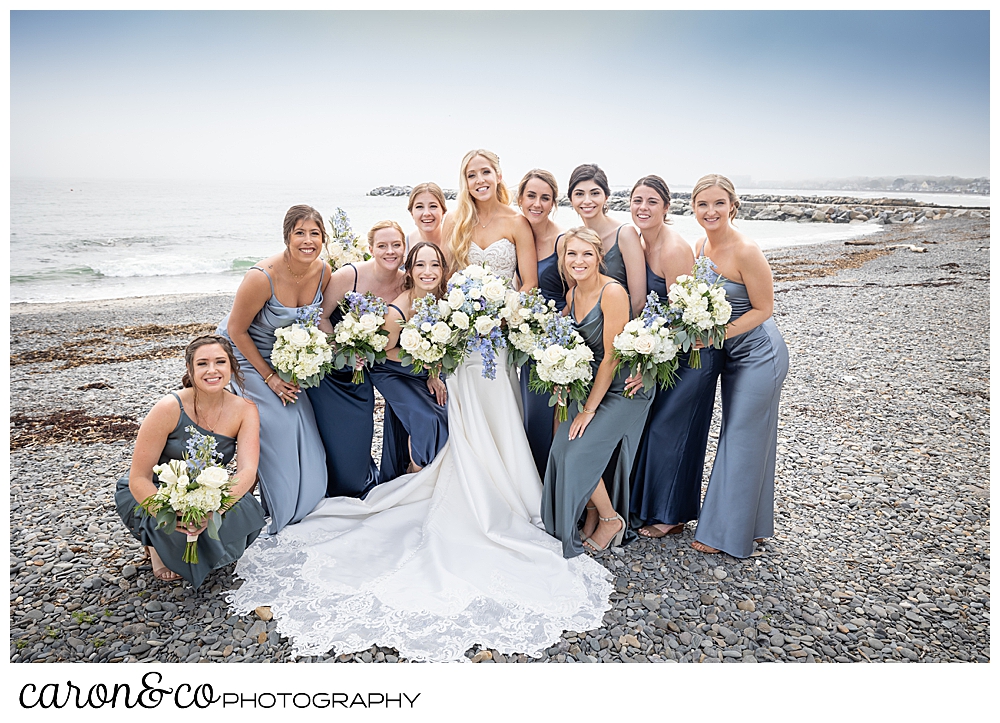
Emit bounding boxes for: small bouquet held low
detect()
[444,262,511,379]
[332,291,391,384]
[501,288,559,368]
[271,306,335,389]
[323,208,372,271]
[667,256,732,369]
[527,314,595,422]
[398,293,467,380]
[138,428,237,564]
[613,291,682,396]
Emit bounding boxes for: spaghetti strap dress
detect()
[541,282,653,558]
[693,244,789,558]
[602,225,630,293]
[217,266,328,535]
[305,263,380,498]
[114,393,266,587]
[370,302,449,483]
[630,264,721,530]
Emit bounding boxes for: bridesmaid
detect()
[567,163,646,316]
[313,220,407,497]
[115,336,265,585]
[405,182,448,255]
[217,205,329,534]
[688,174,789,558]
[372,241,450,482]
[516,169,565,477]
[542,227,653,558]
[628,175,721,539]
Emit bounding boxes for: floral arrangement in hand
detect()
[667,256,732,369]
[501,288,559,368]
[323,207,372,271]
[527,313,595,422]
[138,427,237,564]
[271,306,335,389]
[332,291,390,384]
[613,291,682,396]
[398,293,467,380]
[443,262,510,379]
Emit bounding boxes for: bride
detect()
[227,150,615,662]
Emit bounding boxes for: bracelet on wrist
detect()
[264,372,275,384]
[582,407,596,415]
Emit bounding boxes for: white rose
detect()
[449,273,467,286]
[505,290,521,309]
[474,316,497,336]
[465,264,485,280]
[400,328,422,351]
[633,334,657,355]
[623,319,643,334]
[541,345,566,367]
[483,279,506,303]
[430,321,452,343]
[420,321,433,333]
[358,313,380,334]
[438,300,452,317]
[451,311,470,330]
[335,331,351,344]
[447,288,466,308]
[287,325,311,346]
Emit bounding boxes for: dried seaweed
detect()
[771,248,891,282]
[10,409,140,450]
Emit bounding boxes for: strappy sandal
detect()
[638,523,684,538]
[583,513,626,552]
[146,546,182,582]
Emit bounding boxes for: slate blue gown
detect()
[217,266,328,535]
[115,393,266,586]
[692,250,789,558]
[542,282,653,558]
[630,264,721,531]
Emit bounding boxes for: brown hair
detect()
[449,149,510,269]
[182,335,245,395]
[402,241,449,299]
[557,226,606,284]
[631,175,673,224]
[407,182,448,213]
[517,169,559,215]
[367,219,406,247]
[282,205,328,246]
[691,173,741,222]
[567,163,611,199]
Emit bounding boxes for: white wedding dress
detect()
[227,239,613,662]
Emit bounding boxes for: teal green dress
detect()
[541,282,653,558]
[115,392,266,587]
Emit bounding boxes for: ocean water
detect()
[9,178,944,305]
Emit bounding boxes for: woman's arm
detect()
[510,215,538,291]
[381,296,407,355]
[724,242,774,339]
[618,225,647,317]
[317,266,353,334]
[226,270,277,380]
[128,396,182,505]
[230,397,260,499]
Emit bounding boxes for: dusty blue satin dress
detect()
[217,266,328,535]
[630,265,721,530]
[693,252,789,558]
[603,225,630,293]
[115,393,266,586]
[305,263,380,499]
[542,282,653,558]
[371,303,449,483]
[520,238,569,477]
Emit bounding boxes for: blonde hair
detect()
[449,149,510,269]
[367,219,405,246]
[517,169,559,216]
[557,226,605,283]
[407,182,448,213]
[691,173,741,222]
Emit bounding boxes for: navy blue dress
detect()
[371,303,449,483]
[630,265,721,531]
[306,263,380,498]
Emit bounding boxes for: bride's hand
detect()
[568,408,595,440]
[427,377,447,406]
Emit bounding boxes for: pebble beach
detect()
[8,217,990,665]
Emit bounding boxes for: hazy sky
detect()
[10,10,990,188]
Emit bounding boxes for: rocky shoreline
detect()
[9,218,990,664]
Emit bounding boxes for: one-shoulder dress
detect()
[630,264,721,531]
[115,393,266,587]
[371,301,449,483]
[305,263,380,499]
[217,266,328,534]
[693,249,789,558]
[542,282,654,558]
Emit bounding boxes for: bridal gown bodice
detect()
[228,237,614,662]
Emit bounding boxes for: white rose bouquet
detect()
[332,291,390,384]
[323,207,372,271]
[271,306,335,388]
[137,427,237,565]
[612,292,681,396]
[501,288,559,368]
[667,256,732,369]
[398,293,467,380]
[446,262,511,379]
[527,314,595,423]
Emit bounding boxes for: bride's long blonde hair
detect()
[448,149,511,269]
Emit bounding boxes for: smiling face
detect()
[693,185,734,232]
[410,191,444,234]
[563,235,601,283]
[630,185,668,232]
[570,180,607,220]
[464,155,500,203]
[287,218,323,262]
[189,343,231,394]
[519,177,556,226]
[409,245,443,293]
[371,227,406,270]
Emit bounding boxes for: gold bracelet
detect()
[581,407,596,415]
[263,372,275,383]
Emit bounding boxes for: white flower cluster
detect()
[272,322,334,387]
[323,208,372,271]
[333,312,389,351]
[500,288,559,363]
[532,339,594,386]
[668,276,732,331]
[614,316,681,364]
[398,293,466,375]
[149,459,230,525]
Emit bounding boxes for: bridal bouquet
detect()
[500,288,559,368]
[398,293,467,379]
[527,314,595,422]
[331,291,390,384]
[138,427,237,564]
[324,207,371,271]
[613,291,682,396]
[668,256,732,369]
[444,263,510,379]
[271,306,335,388]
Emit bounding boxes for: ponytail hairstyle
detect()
[631,175,673,224]
[691,173,741,222]
[182,335,245,395]
[367,219,406,247]
[403,241,449,300]
[449,149,510,270]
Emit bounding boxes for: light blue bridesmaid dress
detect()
[693,247,789,558]
[217,267,328,535]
